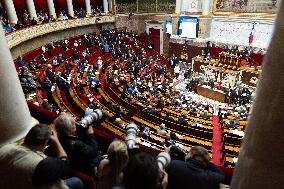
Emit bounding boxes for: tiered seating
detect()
[16,30,240,168]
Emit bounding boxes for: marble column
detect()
[47,0,56,18]
[180,0,189,12]
[175,0,182,14]
[202,0,211,16]
[113,0,117,14]
[108,0,113,13]
[3,0,18,24]
[103,0,109,13]
[66,0,74,17]
[26,0,37,19]
[231,1,284,189]
[85,0,92,15]
[0,25,36,145]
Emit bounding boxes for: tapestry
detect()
[157,0,176,12]
[116,0,137,13]
[214,0,281,14]
[116,0,175,13]
[139,0,156,13]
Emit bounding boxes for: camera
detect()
[125,123,139,149]
[77,109,103,128]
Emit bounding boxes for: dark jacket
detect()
[59,134,99,175]
[166,159,225,189]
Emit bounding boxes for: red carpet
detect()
[211,115,223,166]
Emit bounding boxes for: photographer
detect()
[123,152,168,189]
[166,146,225,189]
[97,140,129,189]
[121,123,171,189]
[0,123,83,189]
[54,112,100,176]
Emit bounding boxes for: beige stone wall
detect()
[115,14,172,34]
[198,16,212,38]
[115,13,173,58]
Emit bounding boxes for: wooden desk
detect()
[197,85,225,102]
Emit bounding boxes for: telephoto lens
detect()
[157,152,171,171]
[79,109,103,128]
[125,123,139,149]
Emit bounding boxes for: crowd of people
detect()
[5,29,251,189]
[15,28,247,147]
[0,120,226,189]
[186,76,253,106]
[0,4,105,33]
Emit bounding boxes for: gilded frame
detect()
[212,0,277,18]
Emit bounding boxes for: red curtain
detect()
[54,0,68,14]
[13,0,28,20]
[73,0,86,10]
[34,0,49,14]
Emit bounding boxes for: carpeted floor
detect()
[212,115,223,166]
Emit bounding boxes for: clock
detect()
[191,1,197,8]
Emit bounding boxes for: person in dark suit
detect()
[178,113,188,126]
[166,146,225,189]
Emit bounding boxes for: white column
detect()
[3,0,18,24]
[47,0,56,18]
[85,0,91,15]
[0,25,36,145]
[103,0,109,13]
[175,0,182,14]
[202,0,211,16]
[66,0,74,17]
[108,0,113,12]
[26,0,37,19]
[231,1,284,188]
[180,0,189,12]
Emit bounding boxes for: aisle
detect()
[211,115,223,166]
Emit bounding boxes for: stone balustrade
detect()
[6,16,115,49]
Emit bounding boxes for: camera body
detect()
[77,109,103,128]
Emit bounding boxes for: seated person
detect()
[14,21,24,29]
[17,56,26,66]
[0,123,83,189]
[224,120,235,129]
[30,17,37,25]
[85,103,94,116]
[158,123,170,138]
[4,23,14,33]
[166,146,225,189]
[97,140,129,189]
[200,110,210,120]
[30,58,41,69]
[54,112,100,176]
[40,54,48,62]
[178,114,188,126]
